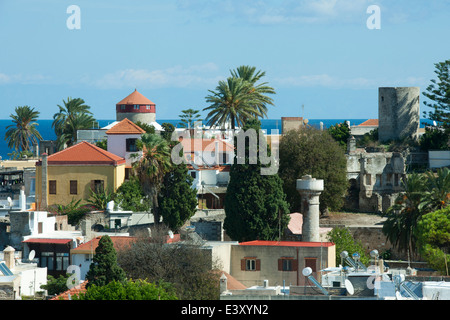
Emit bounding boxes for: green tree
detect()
[161,122,176,143]
[419,127,448,151]
[159,163,198,232]
[134,121,155,134]
[40,274,70,296]
[423,60,450,137]
[132,133,172,224]
[95,139,107,150]
[278,126,348,213]
[5,106,42,153]
[416,207,450,275]
[73,279,177,300]
[85,235,126,288]
[178,108,202,129]
[382,172,428,259]
[114,178,150,212]
[117,226,221,300]
[223,119,290,242]
[327,227,369,267]
[327,121,350,149]
[48,198,90,226]
[52,97,96,150]
[87,187,115,210]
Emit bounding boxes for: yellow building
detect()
[35,141,126,209]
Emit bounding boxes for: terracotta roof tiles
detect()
[116,89,155,105]
[39,141,125,166]
[105,118,146,135]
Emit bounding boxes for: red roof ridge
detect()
[106,118,146,135]
[44,141,125,165]
[239,240,334,247]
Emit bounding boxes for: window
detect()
[90,180,104,193]
[134,105,139,110]
[121,105,126,110]
[241,257,260,271]
[304,258,317,273]
[40,252,54,271]
[49,180,57,194]
[56,253,69,271]
[278,258,298,272]
[126,138,138,152]
[146,105,151,110]
[190,171,196,179]
[70,180,78,195]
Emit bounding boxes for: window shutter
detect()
[241,259,245,271]
[292,260,298,271]
[278,259,282,271]
[255,259,261,271]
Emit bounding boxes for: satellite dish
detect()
[340,251,349,259]
[345,279,354,295]
[302,267,313,277]
[28,250,35,261]
[370,249,379,258]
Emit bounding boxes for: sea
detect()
[0,118,433,160]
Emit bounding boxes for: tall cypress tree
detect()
[85,235,126,288]
[223,119,290,242]
[159,163,198,232]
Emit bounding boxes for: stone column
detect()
[297,175,324,242]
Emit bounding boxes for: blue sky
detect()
[0,0,449,121]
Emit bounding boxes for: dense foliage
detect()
[327,227,370,266]
[279,126,348,213]
[73,279,178,300]
[85,235,126,288]
[223,119,290,242]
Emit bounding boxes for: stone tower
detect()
[378,87,420,142]
[116,89,156,123]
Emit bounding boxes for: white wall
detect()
[429,150,450,169]
[107,134,142,166]
[29,211,56,235]
[19,267,47,296]
[71,254,92,281]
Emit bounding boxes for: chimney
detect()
[215,140,220,166]
[41,153,48,210]
[219,273,227,294]
[3,246,15,270]
[19,186,26,211]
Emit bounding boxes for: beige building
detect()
[230,240,336,288]
[35,141,126,209]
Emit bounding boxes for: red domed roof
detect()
[116,89,155,105]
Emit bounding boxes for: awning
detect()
[22,238,72,244]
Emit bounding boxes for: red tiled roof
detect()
[23,238,72,244]
[116,89,155,105]
[180,138,235,153]
[215,271,247,290]
[106,118,146,135]
[358,119,378,126]
[71,236,137,254]
[50,281,88,300]
[38,141,126,166]
[239,240,335,247]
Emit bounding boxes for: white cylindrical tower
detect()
[296,175,324,242]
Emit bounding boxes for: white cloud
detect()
[0,73,50,85]
[271,73,426,89]
[91,63,222,89]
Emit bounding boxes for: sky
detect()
[0,0,449,121]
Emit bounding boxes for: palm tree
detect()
[423,167,450,211]
[382,172,428,259]
[52,97,96,150]
[203,66,275,130]
[203,77,263,130]
[230,65,276,119]
[5,106,42,153]
[132,133,172,224]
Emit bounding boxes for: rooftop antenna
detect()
[302,267,329,296]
